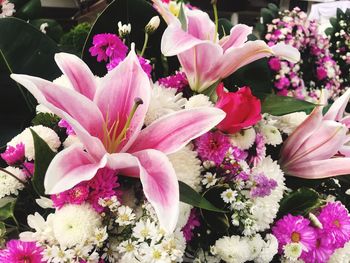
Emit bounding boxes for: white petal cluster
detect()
[176,202,192,229]
[259,124,283,146]
[254,234,279,263]
[328,240,350,263]
[230,128,256,150]
[273,112,308,135]
[144,83,187,126]
[0,0,15,18]
[211,235,251,263]
[168,145,202,191]
[250,157,286,232]
[185,94,214,109]
[8,125,61,161]
[0,167,26,198]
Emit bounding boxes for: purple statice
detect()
[317,202,350,248]
[272,214,317,257]
[158,71,188,92]
[1,143,25,166]
[182,209,201,241]
[89,33,128,62]
[0,240,44,262]
[195,131,231,165]
[250,173,277,198]
[248,133,266,166]
[58,119,75,135]
[229,147,248,161]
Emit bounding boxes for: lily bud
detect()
[145,16,160,34]
[118,21,131,38]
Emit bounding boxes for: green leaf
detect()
[325,27,334,36]
[82,0,167,78]
[330,17,338,27]
[262,94,317,115]
[178,3,187,32]
[16,0,41,20]
[30,129,56,196]
[29,19,64,42]
[179,181,227,213]
[0,197,16,221]
[278,188,324,217]
[337,8,345,18]
[218,18,232,39]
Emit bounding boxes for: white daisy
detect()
[201,172,218,188]
[132,219,158,242]
[283,242,302,261]
[115,206,136,226]
[220,189,238,204]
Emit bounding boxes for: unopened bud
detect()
[118,21,131,38]
[145,16,160,34]
[309,213,323,229]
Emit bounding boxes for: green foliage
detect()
[179,181,226,213]
[278,188,324,218]
[262,94,317,115]
[0,197,16,221]
[30,129,56,196]
[15,0,41,20]
[60,23,92,57]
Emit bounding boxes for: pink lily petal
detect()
[161,22,212,56]
[324,89,350,121]
[10,74,106,160]
[134,149,179,232]
[187,9,217,41]
[286,157,350,179]
[270,43,301,64]
[219,24,252,52]
[287,120,347,165]
[105,152,141,178]
[339,145,350,157]
[340,115,350,128]
[128,107,225,154]
[94,49,151,152]
[44,144,107,194]
[55,53,97,100]
[280,107,323,164]
[151,0,177,24]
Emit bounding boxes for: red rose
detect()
[215,84,261,134]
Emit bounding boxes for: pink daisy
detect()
[317,202,350,248]
[0,240,44,262]
[303,231,335,263]
[272,214,317,257]
[195,131,231,165]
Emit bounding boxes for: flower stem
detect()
[212,0,219,42]
[140,32,149,57]
[0,167,26,185]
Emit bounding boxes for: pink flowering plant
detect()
[1,0,350,263]
[262,7,344,102]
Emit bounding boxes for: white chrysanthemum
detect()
[247,234,264,261]
[63,135,81,148]
[0,167,26,198]
[283,242,302,261]
[328,240,350,263]
[144,83,187,126]
[274,112,308,135]
[260,124,282,146]
[0,0,15,18]
[212,235,251,263]
[254,234,278,263]
[176,202,192,229]
[230,128,256,150]
[168,145,202,191]
[51,204,102,248]
[185,94,213,109]
[250,157,285,232]
[8,125,61,161]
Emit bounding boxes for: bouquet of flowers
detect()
[263,7,344,102]
[0,1,350,263]
[326,8,350,89]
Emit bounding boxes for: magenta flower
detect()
[304,232,335,263]
[317,202,350,248]
[1,143,25,166]
[89,33,128,62]
[268,57,282,71]
[11,49,225,231]
[280,89,350,178]
[272,214,316,256]
[182,209,200,241]
[152,0,300,92]
[58,119,75,135]
[195,131,231,164]
[22,162,34,178]
[158,71,188,92]
[0,240,44,262]
[316,66,327,80]
[68,185,89,205]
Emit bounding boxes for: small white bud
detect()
[145,16,160,33]
[118,21,131,38]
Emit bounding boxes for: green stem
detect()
[0,168,27,185]
[140,32,149,57]
[212,2,219,42]
[0,49,34,112]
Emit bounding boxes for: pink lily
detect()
[280,89,350,179]
[10,48,225,232]
[152,0,300,92]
